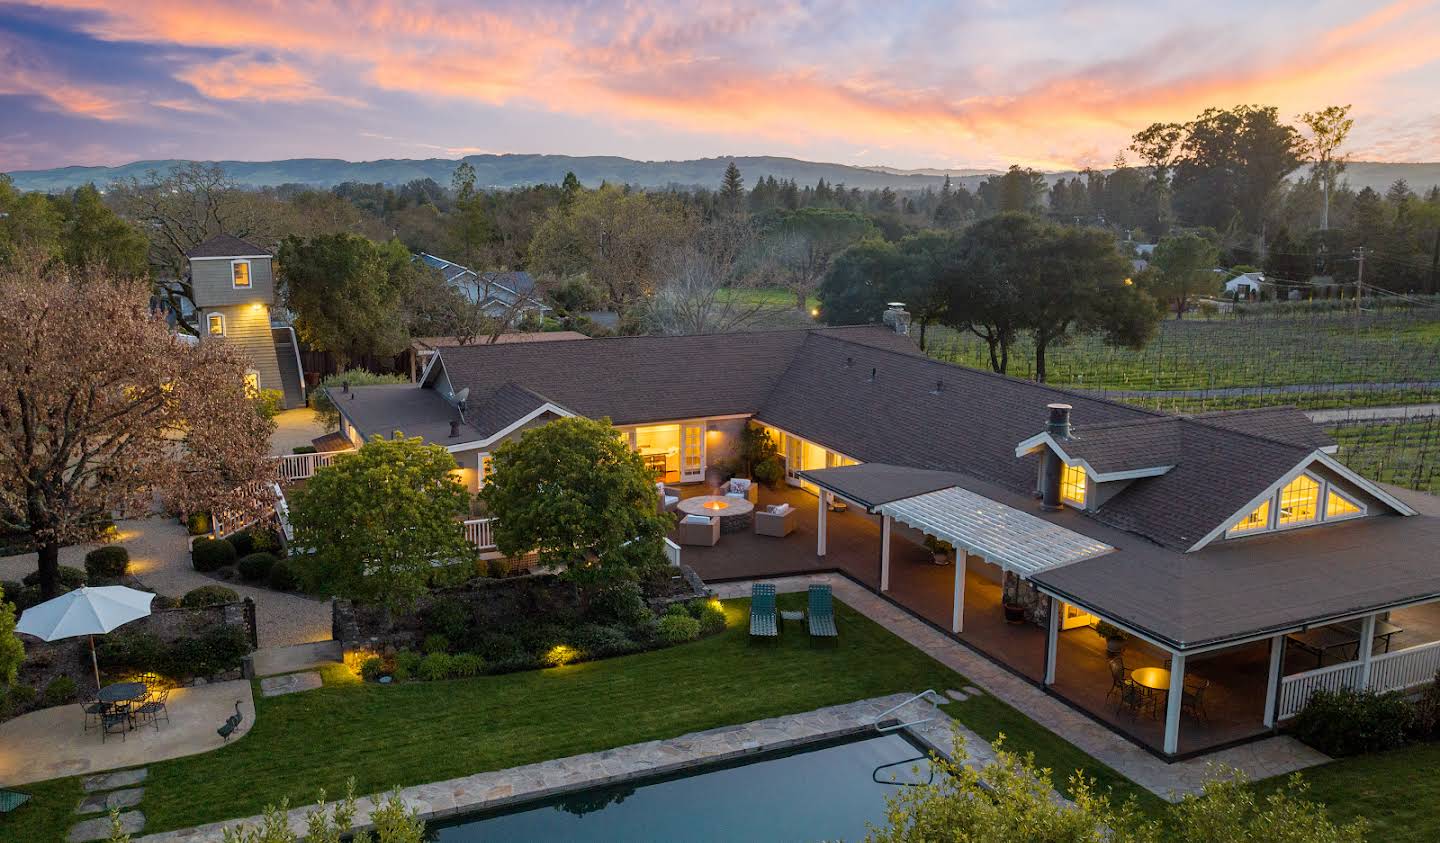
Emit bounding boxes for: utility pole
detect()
[1353,246,1368,313]
[1430,229,1439,295]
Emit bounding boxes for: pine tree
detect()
[720,162,744,212]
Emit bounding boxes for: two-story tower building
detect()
[185,234,306,408]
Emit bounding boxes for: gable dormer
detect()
[185,234,274,308]
[1014,406,1177,512]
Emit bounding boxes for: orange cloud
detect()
[23,0,1440,167]
[0,42,130,121]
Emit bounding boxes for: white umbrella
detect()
[16,586,155,690]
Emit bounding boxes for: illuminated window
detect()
[243,370,260,396]
[480,454,494,486]
[1277,475,1320,526]
[1231,500,1271,534]
[1326,489,1362,519]
[232,260,251,288]
[207,312,225,336]
[1060,463,1087,507]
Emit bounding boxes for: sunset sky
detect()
[2,0,1438,172]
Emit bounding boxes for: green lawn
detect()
[0,595,1156,840]
[1253,743,1440,843]
[718,286,818,312]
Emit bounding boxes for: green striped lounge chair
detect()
[808,584,838,641]
[0,789,30,813]
[749,583,778,639]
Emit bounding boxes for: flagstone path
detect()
[68,769,149,842]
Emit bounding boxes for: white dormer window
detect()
[231,260,251,289]
[1060,463,1087,507]
[1227,471,1366,538]
[207,312,225,336]
[243,370,261,396]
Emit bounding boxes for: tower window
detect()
[1060,463,1086,507]
[232,260,251,289]
[207,312,225,336]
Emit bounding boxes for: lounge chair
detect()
[754,503,796,537]
[656,482,680,514]
[675,514,719,547]
[807,584,838,642]
[0,789,30,813]
[724,477,757,502]
[749,583,778,640]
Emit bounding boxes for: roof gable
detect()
[186,233,268,258]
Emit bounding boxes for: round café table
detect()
[1129,667,1170,718]
[676,495,755,534]
[98,682,147,705]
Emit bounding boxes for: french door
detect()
[680,423,705,482]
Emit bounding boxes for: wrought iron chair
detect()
[134,686,172,731]
[81,698,108,732]
[1105,657,1128,702]
[1181,678,1211,720]
[100,702,131,743]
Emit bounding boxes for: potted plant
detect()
[924,535,952,566]
[1095,621,1128,656]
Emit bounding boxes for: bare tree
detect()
[650,220,774,335]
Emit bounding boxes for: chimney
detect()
[1039,403,1072,511]
[931,379,944,394]
[449,420,461,438]
[341,380,350,394]
[881,302,911,335]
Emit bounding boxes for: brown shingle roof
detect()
[185,234,268,258]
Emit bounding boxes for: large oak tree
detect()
[0,261,276,597]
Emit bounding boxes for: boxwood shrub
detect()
[181,585,240,608]
[84,546,130,580]
[268,559,300,591]
[191,538,236,572]
[657,613,700,645]
[228,531,256,557]
[1292,687,1414,756]
[236,552,277,582]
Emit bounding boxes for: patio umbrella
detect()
[15,586,155,691]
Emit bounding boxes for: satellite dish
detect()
[453,388,470,405]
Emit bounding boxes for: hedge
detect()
[191,538,237,572]
[84,546,130,579]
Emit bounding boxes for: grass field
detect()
[0,595,1158,841]
[1253,742,1440,843]
[1325,418,1440,495]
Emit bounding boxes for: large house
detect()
[325,321,1440,759]
[416,253,551,323]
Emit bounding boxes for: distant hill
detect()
[6,154,1439,195]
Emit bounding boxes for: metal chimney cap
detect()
[1046,402,1073,411]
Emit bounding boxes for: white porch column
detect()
[879,515,892,592]
[1358,613,1377,688]
[1263,634,1284,728]
[951,552,966,634]
[817,491,828,557]
[1164,652,1187,755]
[1043,596,1059,685]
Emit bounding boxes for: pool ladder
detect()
[872,689,945,733]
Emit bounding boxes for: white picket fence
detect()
[1277,639,1440,720]
[663,537,682,567]
[275,449,353,482]
[463,518,497,551]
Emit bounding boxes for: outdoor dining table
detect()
[97,682,147,705]
[1286,620,1403,668]
[1129,667,1170,718]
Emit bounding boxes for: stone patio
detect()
[258,671,323,697]
[0,681,255,787]
[710,575,1331,801]
[136,693,981,842]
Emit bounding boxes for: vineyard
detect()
[922,297,1440,494]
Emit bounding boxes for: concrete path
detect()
[1305,403,1440,424]
[268,408,328,456]
[136,693,975,842]
[0,518,332,649]
[0,680,255,787]
[249,640,342,678]
[710,575,1330,801]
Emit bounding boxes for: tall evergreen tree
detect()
[719,162,744,213]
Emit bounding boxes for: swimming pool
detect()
[428,731,934,842]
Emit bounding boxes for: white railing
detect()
[273,482,293,543]
[275,449,353,482]
[1277,639,1440,720]
[1370,640,1440,695]
[464,518,497,551]
[1277,661,1365,721]
[663,537,681,567]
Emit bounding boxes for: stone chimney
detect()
[1039,403,1072,511]
[881,302,911,335]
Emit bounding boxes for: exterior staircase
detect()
[272,326,306,409]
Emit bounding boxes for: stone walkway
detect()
[67,768,148,842]
[0,517,332,649]
[268,408,328,456]
[710,575,1330,801]
[136,693,973,842]
[1305,403,1440,423]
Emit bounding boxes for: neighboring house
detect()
[327,320,1440,759]
[1222,270,1265,298]
[186,234,307,409]
[407,331,590,381]
[416,253,551,322]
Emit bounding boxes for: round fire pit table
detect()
[676,495,756,534]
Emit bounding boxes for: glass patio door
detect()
[785,435,803,486]
[680,423,705,482]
